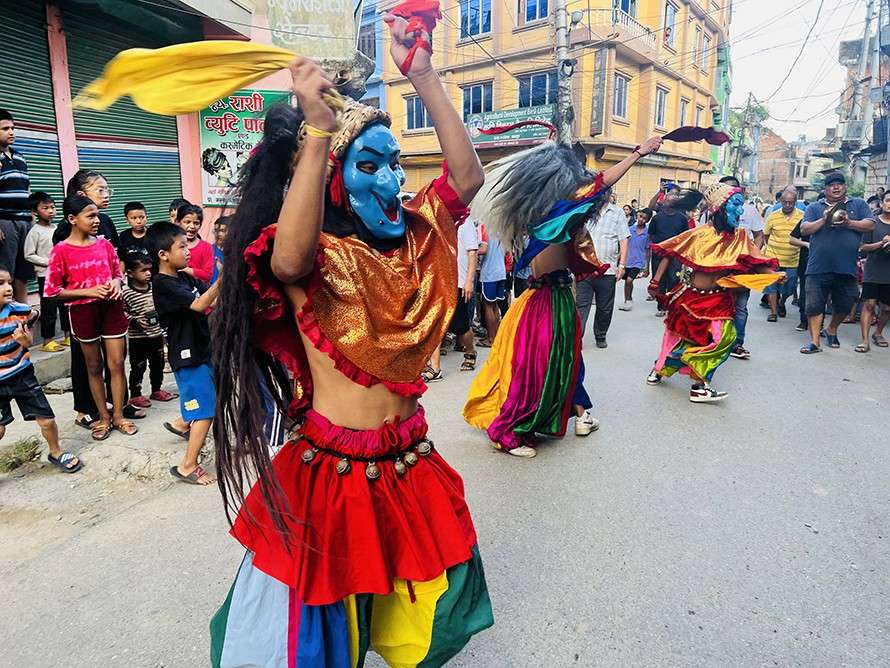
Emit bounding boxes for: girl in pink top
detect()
[44,195,137,440]
[176,204,213,282]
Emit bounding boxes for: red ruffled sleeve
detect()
[430,161,469,225]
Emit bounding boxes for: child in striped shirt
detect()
[121,249,176,408]
[0,265,81,472]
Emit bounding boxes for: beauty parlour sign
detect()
[198,89,291,207]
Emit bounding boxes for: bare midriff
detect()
[285,284,419,430]
[688,269,732,291]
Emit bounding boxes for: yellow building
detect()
[380,0,732,204]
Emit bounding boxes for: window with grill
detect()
[358,24,376,61]
[518,71,558,108]
[406,96,432,130]
[695,105,704,127]
[663,1,678,47]
[460,0,492,38]
[462,83,493,121]
[679,98,689,126]
[701,35,711,71]
[613,74,630,119]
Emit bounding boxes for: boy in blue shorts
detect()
[147,222,220,486]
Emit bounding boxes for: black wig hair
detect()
[212,102,304,535]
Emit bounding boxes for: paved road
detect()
[3,295,889,667]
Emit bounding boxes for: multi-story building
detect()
[358,0,386,109]
[380,0,732,203]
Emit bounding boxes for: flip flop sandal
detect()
[767,314,778,322]
[48,452,83,473]
[75,415,95,430]
[163,422,190,440]
[91,422,112,441]
[826,334,840,348]
[170,465,213,486]
[460,353,477,371]
[800,343,822,354]
[476,340,493,348]
[855,343,870,353]
[872,334,889,347]
[421,368,444,382]
[113,420,138,436]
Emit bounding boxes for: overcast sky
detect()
[729,0,871,142]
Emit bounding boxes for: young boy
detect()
[210,215,229,285]
[121,249,177,408]
[0,265,81,472]
[118,202,149,256]
[618,207,652,311]
[147,222,219,486]
[23,192,69,351]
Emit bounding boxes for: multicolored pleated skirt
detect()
[463,270,591,451]
[654,284,737,382]
[211,408,493,667]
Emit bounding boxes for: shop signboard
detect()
[466,105,556,149]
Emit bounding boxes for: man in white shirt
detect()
[424,217,479,380]
[576,193,629,348]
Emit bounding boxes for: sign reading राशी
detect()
[198,89,291,208]
[266,0,357,61]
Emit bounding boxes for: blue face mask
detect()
[341,124,406,240]
[725,193,745,229]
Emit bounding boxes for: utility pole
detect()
[732,93,754,178]
[862,1,881,145]
[850,0,875,131]
[554,0,574,145]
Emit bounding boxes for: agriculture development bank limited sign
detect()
[198,89,291,207]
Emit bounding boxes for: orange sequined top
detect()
[245,169,467,415]
[652,226,779,273]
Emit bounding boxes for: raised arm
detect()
[384,14,483,204]
[602,136,663,188]
[270,59,338,284]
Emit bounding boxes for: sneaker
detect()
[596,339,608,349]
[574,410,600,436]
[646,369,662,385]
[618,301,632,311]
[689,384,728,403]
[646,295,655,302]
[655,310,666,317]
[506,445,537,458]
[795,322,807,332]
[730,344,750,360]
[40,340,65,353]
[149,389,178,402]
[129,395,152,409]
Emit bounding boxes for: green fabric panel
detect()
[515,285,577,435]
[209,577,237,668]
[81,161,182,231]
[353,594,374,668]
[418,546,494,668]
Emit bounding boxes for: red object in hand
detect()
[390,0,442,76]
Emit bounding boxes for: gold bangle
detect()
[304,124,334,139]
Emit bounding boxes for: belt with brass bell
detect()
[296,435,435,481]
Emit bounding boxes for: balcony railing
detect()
[589,9,658,51]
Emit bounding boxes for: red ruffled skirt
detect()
[665,285,735,346]
[230,407,478,605]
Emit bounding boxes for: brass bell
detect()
[335,458,351,475]
[827,202,847,226]
[365,461,381,480]
[416,439,432,456]
[404,451,419,467]
[394,459,407,477]
[301,447,317,464]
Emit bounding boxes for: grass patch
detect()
[0,436,41,473]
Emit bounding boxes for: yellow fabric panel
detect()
[369,574,449,668]
[462,287,534,430]
[344,595,360,668]
[716,273,785,290]
[72,41,295,115]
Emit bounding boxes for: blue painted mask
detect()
[342,124,406,240]
[725,193,745,229]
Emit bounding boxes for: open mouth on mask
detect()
[373,194,401,223]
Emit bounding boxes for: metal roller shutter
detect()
[0,1,65,200]
[63,4,182,225]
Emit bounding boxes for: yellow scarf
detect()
[73,40,295,115]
